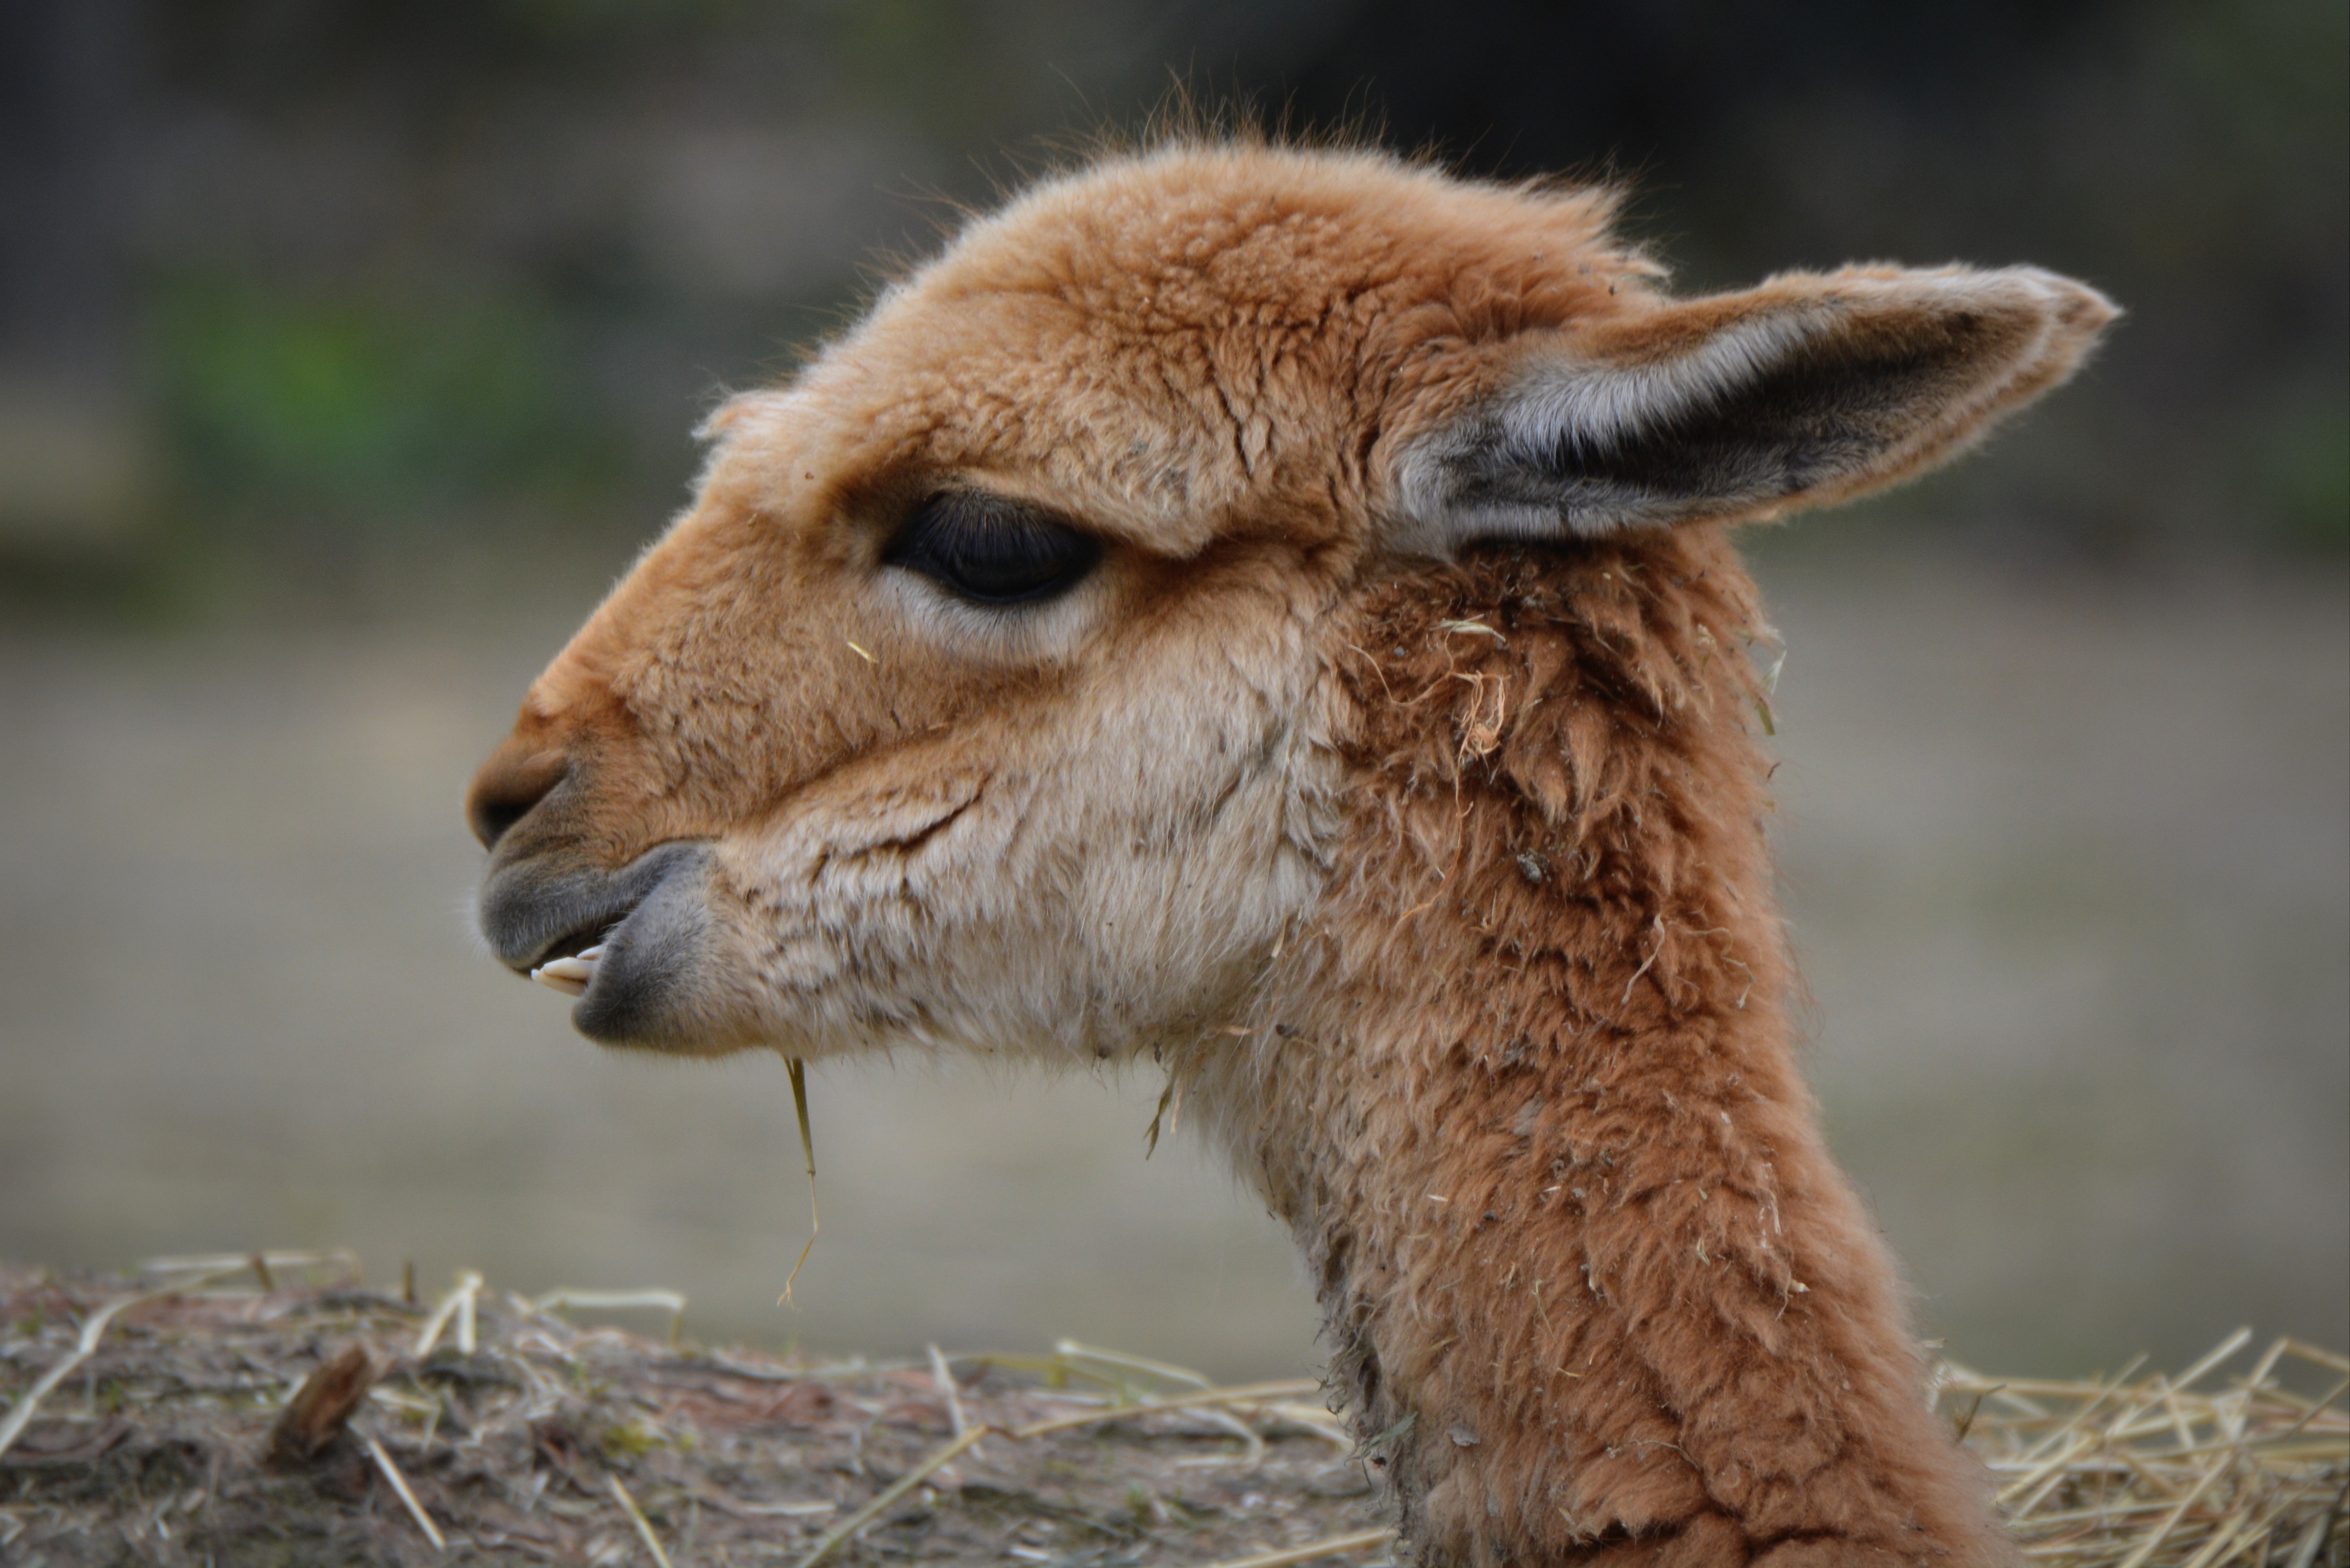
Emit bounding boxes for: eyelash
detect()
[879,492,1102,605]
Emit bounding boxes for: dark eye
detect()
[880,491,1101,605]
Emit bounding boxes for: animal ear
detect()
[698,389,799,441]
[1388,265,2117,554]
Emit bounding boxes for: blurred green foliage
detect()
[0,0,2340,619]
[2250,381,2350,551]
[149,276,615,522]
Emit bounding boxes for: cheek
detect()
[687,614,1345,1056]
[680,744,1333,1059]
[1055,636,1345,985]
[1064,752,1336,1023]
[699,765,1006,1028]
[610,566,1027,840]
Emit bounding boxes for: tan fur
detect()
[467,142,2115,1564]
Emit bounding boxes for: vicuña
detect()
[467,141,2115,1567]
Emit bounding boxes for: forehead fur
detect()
[704,144,1659,556]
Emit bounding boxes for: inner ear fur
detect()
[1391,265,2118,555]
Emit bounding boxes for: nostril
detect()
[466,748,569,852]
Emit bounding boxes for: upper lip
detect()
[530,917,615,971]
[477,841,707,974]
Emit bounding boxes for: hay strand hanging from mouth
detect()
[778,1055,821,1307]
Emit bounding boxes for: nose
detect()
[466,743,569,851]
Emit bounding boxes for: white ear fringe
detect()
[1386,306,1836,557]
[1503,306,1833,456]
[1385,266,2116,560]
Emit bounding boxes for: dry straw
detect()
[0,1257,2338,1566]
[1930,1329,2348,1567]
[787,1346,1365,1568]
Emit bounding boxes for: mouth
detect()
[477,841,716,1040]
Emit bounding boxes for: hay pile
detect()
[1,1255,2342,1567]
[0,1254,1378,1568]
[1931,1335,2348,1567]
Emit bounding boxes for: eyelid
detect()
[892,490,1063,539]
[880,491,1101,605]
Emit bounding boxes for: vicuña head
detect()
[467,140,2113,1566]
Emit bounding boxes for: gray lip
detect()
[572,855,715,1047]
[477,840,710,972]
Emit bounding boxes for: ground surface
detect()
[0,1265,1382,1568]
[3,1264,2343,1568]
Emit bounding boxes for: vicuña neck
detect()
[1189,534,2006,1565]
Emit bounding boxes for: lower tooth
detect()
[531,965,591,997]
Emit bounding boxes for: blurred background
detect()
[1,0,2342,1382]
